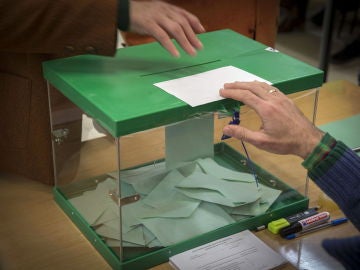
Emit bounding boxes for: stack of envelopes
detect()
[69,157,281,247]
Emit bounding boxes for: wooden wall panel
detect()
[255,0,280,47]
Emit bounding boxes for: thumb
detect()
[224,125,269,151]
[223,125,253,142]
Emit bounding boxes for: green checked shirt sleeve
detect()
[302,132,360,231]
[302,133,337,170]
[302,132,360,270]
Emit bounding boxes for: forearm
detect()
[0,0,118,56]
[303,135,360,231]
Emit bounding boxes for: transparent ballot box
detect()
[43,30,323,269]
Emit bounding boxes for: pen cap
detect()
[280,222,302,237]
[331,217,348,225]
[268,218,290,234]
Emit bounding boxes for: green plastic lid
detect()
[43,29,323,137]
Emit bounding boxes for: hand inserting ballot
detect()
[129,0,205,57]
[219,81,324,160]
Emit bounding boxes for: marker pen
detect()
[267,207,319,234]
[280,211,330,237]
[285,217,348,240]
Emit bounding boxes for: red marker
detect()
[280,211,330,237]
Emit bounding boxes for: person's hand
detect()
[129,0,205,57]
[219,81,324,159]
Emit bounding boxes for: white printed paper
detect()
[169,230,286,270]
[154,66,271,107]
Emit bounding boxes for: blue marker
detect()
[285,217,348,240]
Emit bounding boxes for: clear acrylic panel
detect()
[48,83,318,268]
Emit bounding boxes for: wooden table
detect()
[0,80,359,270]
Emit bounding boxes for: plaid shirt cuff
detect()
[302,133,337,170]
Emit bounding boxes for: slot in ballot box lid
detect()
[43,29,323,137]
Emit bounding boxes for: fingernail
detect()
[173,50,180,58]
[189,47,197,56]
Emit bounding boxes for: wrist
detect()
[299,128,325,159]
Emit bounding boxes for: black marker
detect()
[267,207,319,234]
